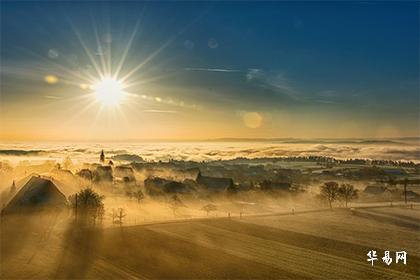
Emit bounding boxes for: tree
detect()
[338,184,358,208]
[133,190,144,203]
[168,195,185,217]
[69,188,105,225]
[320,181,339,209]
[201,204,217,216]
[111,208,126,225]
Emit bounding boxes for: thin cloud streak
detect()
[184,67,241,73]
[143,109,178,114]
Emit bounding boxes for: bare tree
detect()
[320,181,339,209]
[168,195,185,217]
[338,184,358,208]
[201,204,217,216]
[133,190,144,203]
[115,208,126,225]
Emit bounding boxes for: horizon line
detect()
[0,136,419,143]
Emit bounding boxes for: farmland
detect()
[1,206,419,279]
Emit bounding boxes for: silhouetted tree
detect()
[117,208,126,224]
[69,188,105,225]
[338,184,358,207]
[111,208,126,225]
[168,195,185,217]
[201,204,217,216]
[133,190,144,203]
[320,181,339,209]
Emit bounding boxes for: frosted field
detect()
[1,207,419,279]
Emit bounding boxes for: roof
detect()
[261,181,291,191]
[196,173,233,191]
[364,185,388,194]
[1,176,67,215]
[144,177,189,194]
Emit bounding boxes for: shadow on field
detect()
[0,214,38,259]
[353,209,420,231]
[53,221,103,279]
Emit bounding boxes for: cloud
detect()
[184,67,241,73]
[1,141,418,164]
[246,69,300,100]
[43,95,63,99]
[143,109,178,114]
[0,149,44,156]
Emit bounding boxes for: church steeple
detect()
[100,150,105,164]
[9,180,16,196]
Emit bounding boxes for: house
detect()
[260,180,291,191]
[77,169,93,181]
[196,172,234,192]
[1,176,67,215]
[144,177,189,195]
[363,185,388,195]
[94,166,113,182]
[405,190,420,200]
[111,154,145,163]
[114,166,136,183]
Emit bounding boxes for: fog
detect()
[0,139,419,165]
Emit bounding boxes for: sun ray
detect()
[119,35,177,83]
[69,20,105,80]
[92,19,109,77]
[16,47,95,85]
[113,17,142,80]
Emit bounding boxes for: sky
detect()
[0,1,419,141]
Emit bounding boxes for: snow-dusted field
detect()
[1,206,418,279]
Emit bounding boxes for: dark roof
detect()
[196,173,233,191]
[77,169,93,180]
[260,180,291,191]
[144,177,189,194]
[114,166,134,177]
[364,185,388,194]
[1,176,67,215]
[94,166,113,182]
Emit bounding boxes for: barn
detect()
[1,176,67,215]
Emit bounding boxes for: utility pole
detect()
[75,193,78,222]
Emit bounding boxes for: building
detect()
[1,176,67,215]
[260,180,291,191]
[196,172,234,192]
[94,166,113,182]
[144,177,189,195]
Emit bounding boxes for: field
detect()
[1,207,419,279]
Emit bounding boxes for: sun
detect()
[94,78,124,106]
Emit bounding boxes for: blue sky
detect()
[1,1,419,140]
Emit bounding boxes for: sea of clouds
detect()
[0,139,418,165]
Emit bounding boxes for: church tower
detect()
[100,150,105,164]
